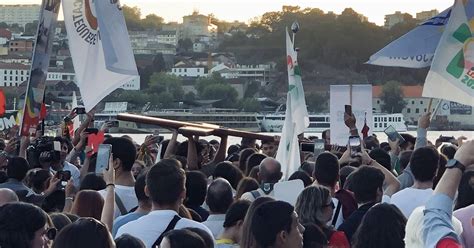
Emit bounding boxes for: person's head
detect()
[295,185,334,226]
[249,166,260,182]
[213,161,243,190]
[340,166,357,189]
[251,201,304,248]
[49,213,72,232]
[405,206,463,247]
[350,166,385,204]
[52,217,114,248]
[440,144,457,160]
[134,171,149,205]
[261,140,277,157]
[399,134,416,151]
[410,147,439,183]
[363,135,380,150]
[398,150,413,171]
[7,156,30,181]
[146,159,185,208]
[227,144,240,158]
[241,137,257,149]
[115,234,145,248]
[288,171,312,187]
[54,136,73,163]
[235,177,259,200]
[240,196,275,248]
[206,178,233,214]
[222,200,251,243]
[302,224,328,248]
[131,160,145,179]
[184,171,207,207]
[369,148,392,171]
[322,129,330,145]
[25,168,53,194]
[160,229,206,248]
[353,203,406,248]
[258,157,282,184]
[238,148,257,173]
[182,228,214,248]
[246,153,267,176]
[103,137,137,172]
[71,190,104,220]
[313,152,339,189]
[0,202,54,248]
[455,171,474,210]
[79,173,106,191]
[300,161,315,178]
[0,188,18,206]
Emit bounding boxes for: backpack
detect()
[332,189,357,225]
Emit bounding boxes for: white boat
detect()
[256,113,407,133]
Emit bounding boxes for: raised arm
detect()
[163,129,179,159]
[362,150,400,197]
[101,155,116,232]
[186,135,199,170]
[415,112,430,150]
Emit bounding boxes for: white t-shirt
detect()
[390,187,433,218]
[99,185,137,218]
[116,209,213,248]
[328,197,344,228]
[50,161,81,188]
[202,214,225,238]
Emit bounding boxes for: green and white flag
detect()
[275,29,310,179]
[423,0,474,106]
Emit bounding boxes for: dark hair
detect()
[440,145,457,160]
[213,161,243,189]
[146,159,185,205]
[183,227,214,248]
[238,148,256,173]
[42,190,66,213]
[300,161,315,177]
[133,171,149,202]
[289,171,313,187]
[50,212,72,232]
[206,178,233,214]
[26,168,52,193]
[454,171,474,210]
[240,197,275,248]
[7,156,29,181]
[340,166,357,189]
[251,201,295,247]
[0,170,7,183]
[224,200,251,228]
[235,177,259,200]
[399,151,413,171]
[54,136,73,153]
[227,144,240,158]
[80,173,106,191]
[364,136,380,150]
[434,154,447,189]
[399,134,416,150]
[0,202,49,248]
[369,148,392,171]
[64,213,79,223]
[350,166,384,203]
[410,147,439,182]
[103,137,137,171]
[176,140,203,158]
[322,130,329,140]
[115,234,145,248]
[71,190,104,220]
[185,171,207,207]
[162,229,206,248]
[380,142,391,152]
[303,224,328,248]
[313,152,339,187]
[245,153,267,176]
[353,203,407,248]
[52,217,114,248]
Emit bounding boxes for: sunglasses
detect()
[323,201,336,209]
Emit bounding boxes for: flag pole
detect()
[291,21,299,51]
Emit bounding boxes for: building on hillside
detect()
[182,12,217,41]
[8,39,34,53]
[416,9,439,21]
[170,64,207,78]
[157,30,178,46]
[0,28,12,40]
[0,62,29,86]
[0,4,40,27]
[210,64,272,86]
[384,11,406,29]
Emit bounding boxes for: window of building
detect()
[412,100,415,104]
[15,76,17,81]
[178,68,181,72]
[424,108,427,112]
[9,76,12,80]
[415,108,419,113]
[3,76,6,80]
[184,69,187,72]
[374,123,378,128]
[407,108,411,113]
[377,100,380,104]
[420,100,424,104]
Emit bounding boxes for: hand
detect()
[454,140,474,168]
[456,136,467,147]
[75,131,88,151]
[103,154,115,185]
[360,149,373,165]
[418,112,431,129]
[65,179,76,197]
[344,112,356,129]
[388,138,400,155]
[4,137,20,154]
[44,176,61,195]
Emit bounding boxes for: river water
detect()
[114,131,473,147]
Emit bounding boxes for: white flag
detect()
[423,0,474,106]
[286,29,310,134]
[71,91,81,133]
[62,0,138,111]
[275,93,301,180]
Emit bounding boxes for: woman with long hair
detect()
[52,217,114,248]
[239,196,274,248]
[70,190,104,220]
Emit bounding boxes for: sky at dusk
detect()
[1,0,454,25]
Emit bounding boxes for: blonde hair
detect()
[295,185,331,225]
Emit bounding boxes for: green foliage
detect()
[305,92,328,112]
[240,98,261,112]
[122,6,164,31]
[380,81,407,113]
[148,72,184,100]
[142,14,164,30]
[24,21,38,36]
[196,73,238,108]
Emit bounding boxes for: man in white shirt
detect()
[202,178,233,238]
[116,159,212,248]
[240,158,282,202]
[99,137,138,218]
[390,147,439,218]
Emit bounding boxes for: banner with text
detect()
[20,0,61,136]
[330,85,373,146]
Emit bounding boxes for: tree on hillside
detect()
[305,92,328,112]
[178,39,193,52]
[148,72,184,100]
[123,5,143,31]
[142,14,163,30]
[24,21,38,36]
[380,81,407,113]
[196,73,238,108]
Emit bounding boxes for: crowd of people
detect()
[0,110,473,248]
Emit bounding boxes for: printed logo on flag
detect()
[446,23,474,90]
[72,0,100,45]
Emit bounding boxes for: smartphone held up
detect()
[348,135,362,157]
[95,144,112,174]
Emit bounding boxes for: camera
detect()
[56,170,71,181]
[27,137,61,167]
